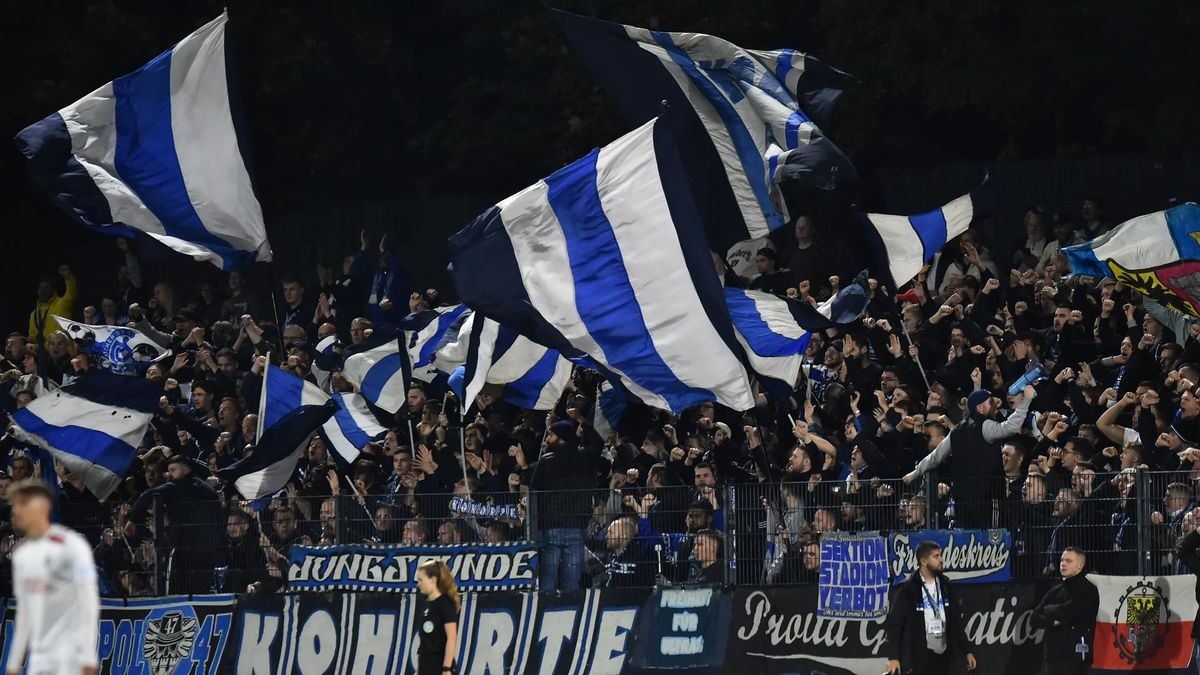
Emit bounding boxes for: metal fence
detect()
[24,469,1200,596]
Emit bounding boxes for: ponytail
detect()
[418,559,460,610]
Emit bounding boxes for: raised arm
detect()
[981,386,1034,443]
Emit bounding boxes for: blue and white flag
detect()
[53,315,166,376]
[860,183,995,290]
[319,392,387,467]
[14,13,271,270]
[341,333,411,415]
[230,362,338,500]
[555,10,858,250]
[1064,202,1200,317]
[309,334,340,389]
[404,304,470,383]
[447,313,572,411]
[725,272,869,394]
[451,117,756,413]
[9,370,160,500]
[589,381,626,441]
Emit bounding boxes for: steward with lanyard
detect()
[884,540,977,675]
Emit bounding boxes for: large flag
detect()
[555,10,858,250]
[309,334,340,389]
[14,13,271,270]
[589,381,626,441]
[341,332,411,415]
[446,313,572,411]
[53,315,166,376]
[450,117,756,413]
[859,183,995,291]
[226,362,338,500]
[1065,202,1200,317]
[725,272,870,394]
[9,370,160,500]
[403,304,470,383]
[1090,574,1197,671]
[319,392,387,468]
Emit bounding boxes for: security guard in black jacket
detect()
[1175,523,1200,664]
[1031,546,1099,674]
[884,540,977,674]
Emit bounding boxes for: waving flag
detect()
[341,332,411,415]
[589,381,626,441]
[860,182,996,291]
[227,362,338,500]
[448,313,572,411]
[309,334,340,389]
[53,316,166,376]
[14,13,271,270]
[319,392,387,467]
[404,304,470,383]
[1065,202,1200,317]
[9,370,160,500]
[726,272,869,395]
[1090,574,1197,671]
[555,10,858,251]
[450,117,755,413]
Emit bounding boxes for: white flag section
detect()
[1091,574,1198,670]
[53,315,166,375]
[865,191,981,288]
[408,304,470,383]
[320,392,387,467]
[9,371,160,500]
[14,13,271,270]
[724,289,817,390]
[341,335,410,415]
[442,312,573,411]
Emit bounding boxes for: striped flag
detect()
[9,370,160,500]
[14,13,271,270]
[725,272,869,395]
[1064,202,1200,317]
[341,332,411,416]
[1090,574,1196,671]
[860,183,995,291]
[450,117,755,413]
[447,313,572,411]
[555,10,858,251]
[404,304,470,383]
[309,334,340,389]
[225,362,337,500]
[319,392,387,467]
[589,381,626,441]
[53,315,166,376]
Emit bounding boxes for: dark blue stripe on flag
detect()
[361,350,403,402]
[111,47,252,270]
[500,350,560,409]
[907,208,949,265]
[219,401,337,482]
[545,146,714,412]
[261,366,305,431]
[724,290,814,357]
[58,370,163,412]
[330,396,374,454]
[11,409,135,476]
[415,305,469,368]
[1166,203,1200,260]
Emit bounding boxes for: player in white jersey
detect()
[5,479,100,675]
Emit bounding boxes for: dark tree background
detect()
[3,1,1199,330]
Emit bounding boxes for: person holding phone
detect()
[415,560,460,675]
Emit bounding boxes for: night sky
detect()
[4,1,1199,331]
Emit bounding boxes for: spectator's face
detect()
[813,510,836,533]
[801,544,820,572]
[15,392,33,409]
[226,515,250,543]
[1120,337,1133,358]
[823,346,842,369]
[146,363,164,382]
[1166,491,1189,514]
[308,438,328,464]
[1071,467,1095,495]
[1025,212,1045,238]
[485,526,507,544]
[695,535,718,565]
[437,522,461,544]
[1120,446,1140,470]
[218,399,238,426]
[10,459,32,481]
[794,216,813,241]
[350,321,368,345]
[393,453,413,475]
[283,325,306,346]
[685,508,711,533]
[342,255,355,275]
[1053,308,1069,331]
[1023,477,1046,503]
[217,354,238,378]
[193,387,212,412]
[407,388,426,411]
[36,280,54,302]
[144,464,163,488]
[403,520,425,545]
[606,519,634,552]
[850,448,864,470]
[5,335,26,361]
[787,448,810,474]
[881,371,899,395]
[47,333,69,359]
[920,549,944,575]
[905,499,926,527]
[373,507,392,532]
[1052,488,1077,518]
[755,255,774,274]
[1143,314,1163,338]
[1001,445,1023,473]
[227,272,244,292]
[242,414,258,443]
[1059,550,1085,579]
[282,282,303,305]
[274,511,297,539]
[1062,442,1082,469]
[694,467,715,488]
[166,463,190,482]
[320,500,336,526]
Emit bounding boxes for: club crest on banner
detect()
[1107,259,1200,317]
[142,606,200,674]
[1111,580,1170,664]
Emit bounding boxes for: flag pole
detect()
[459,409,472,498]
[263,261,286,357]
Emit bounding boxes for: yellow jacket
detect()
[28,271,78,348]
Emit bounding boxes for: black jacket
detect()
[128,475,224,548]
[530,440,599,530]
[1030,572,1100,661]
[1176,530,1200,637]
[883,572,972,674]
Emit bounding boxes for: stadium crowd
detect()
[5,196,1200,597]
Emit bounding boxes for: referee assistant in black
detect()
[884,540,977,674]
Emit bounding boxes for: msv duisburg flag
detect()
[1065,202,1200,317]
[446,312,572,411]
[450,117,755,413]
[319,392,387,468]
[555,10,858,251]
[54,315,166,376]
[14,13,271,270]
[726,272,869,395]
[404,304,470,383]
[341,332,411,416]
[10,370,160,500]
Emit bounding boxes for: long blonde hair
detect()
[418,559,460,610]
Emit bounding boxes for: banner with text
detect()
[889,529,1012,584]
[818,532,890,619]
[627,587,731,672]
[286,542,538,592]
